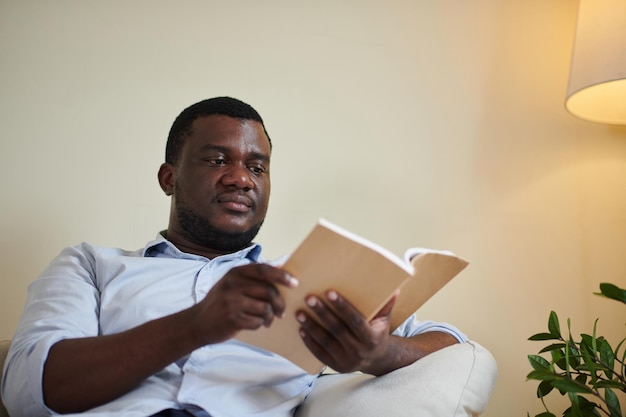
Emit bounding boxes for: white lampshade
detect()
[566,0,626,125]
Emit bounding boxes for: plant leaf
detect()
[528,355,551,371]
[529,333,560,341]
[548,311,561,338]
[551,379,595,394]
[577,396,602,417]
[580,334,595,355]
[574,373,587,386]
[565,392,581,417]
[578,343,599,387]
[539,343,566,354]
[564,395,602,417]
[604,387,622,417]
[596,283,626,304]
[598,338,615,379]
[527,370,558,381]
[596,380,624,389]
[552,349,568,371]
[537,380,554,397]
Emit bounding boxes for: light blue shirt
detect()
[1,233,467,417]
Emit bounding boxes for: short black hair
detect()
[165,96,271,165]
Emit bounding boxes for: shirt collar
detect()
[142,231,263,262]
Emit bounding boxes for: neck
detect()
[163,228,240,259]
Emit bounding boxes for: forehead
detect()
[185,115,271,155]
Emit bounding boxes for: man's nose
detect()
[221,164,254,189]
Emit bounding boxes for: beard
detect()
[175,200,264,253]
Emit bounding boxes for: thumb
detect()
[371,289,400,322]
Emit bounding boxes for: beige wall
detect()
[1,1,625,415]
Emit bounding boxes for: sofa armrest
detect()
[0,340,11,417]
[294,340,498,417]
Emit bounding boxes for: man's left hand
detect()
[295,290,399,375]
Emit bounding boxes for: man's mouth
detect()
[217,194,254,213]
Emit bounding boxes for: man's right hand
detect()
[189,263,299,345]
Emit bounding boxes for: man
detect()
[1,97,466,417]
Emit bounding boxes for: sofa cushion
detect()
[294,341,497,417]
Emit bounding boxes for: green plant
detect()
[527,283,626,417]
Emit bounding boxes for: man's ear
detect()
[158,163,175,196]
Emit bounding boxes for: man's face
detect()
[168,115,271,252]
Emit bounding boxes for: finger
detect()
[241,283,286,320]
[243,263,299,289]
[303,295,357,343]
[233,264,297,317]
[297,321,338,368]
[232,310,272,330]
[321,291,368,337]
[218,300,269,332]
[296,309,343,360]
[238,297,276,328]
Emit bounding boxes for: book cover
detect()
[235,218,469,373]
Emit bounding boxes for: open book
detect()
[235,218,469,373]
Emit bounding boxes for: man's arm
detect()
[37,263,297,413]
[296,290,459,376]
[43,307,201,413]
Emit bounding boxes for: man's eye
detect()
[208,158,227,166]
[248,165,266,175]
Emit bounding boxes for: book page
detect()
[390,252,469,330]
[319,219,414,275]
[402,247,456,264]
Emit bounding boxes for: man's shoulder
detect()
[57,241,146,262]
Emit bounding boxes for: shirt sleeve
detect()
[1,243,101,417]
[391,314,468,343]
